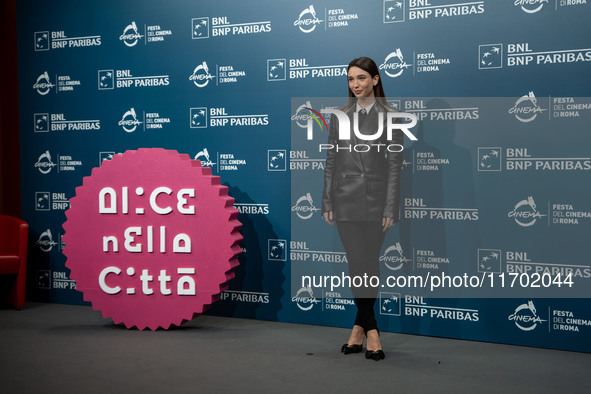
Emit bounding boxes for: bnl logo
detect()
[34,113,49,132]
[99,152,117,166]
[384,1,405,23]
[379,292,401,316]
[268,150,286,171]
[268,239,286,261]
[477,249,501,273]
[478,147,501,171]
[35,192,50,211]
[479,44,502,69]
[34,31,50,51]
[267,59,286,81]
[190,107,208,128]
[37,270,51,289]
[192,18,210,39]
[98,70,114,89]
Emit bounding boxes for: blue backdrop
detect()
[17,0,591,352]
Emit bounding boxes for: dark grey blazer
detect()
[321,102,403,222]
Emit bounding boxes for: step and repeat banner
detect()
[17,0,591,351]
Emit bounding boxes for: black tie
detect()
[358,108,367,126]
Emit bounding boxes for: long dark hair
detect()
[346,57,388,109]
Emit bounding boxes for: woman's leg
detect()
[337,221,386,336]
[346,324,365,346]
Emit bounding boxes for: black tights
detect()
[336,221,386,334]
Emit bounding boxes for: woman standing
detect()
[322,57,403,361]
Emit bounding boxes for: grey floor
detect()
[1,302,590,393]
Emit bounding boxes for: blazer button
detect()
[360,173,365,177]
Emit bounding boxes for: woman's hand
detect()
[323,211,335,225]
[382,217,394,232]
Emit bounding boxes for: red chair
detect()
[0,215,29,309]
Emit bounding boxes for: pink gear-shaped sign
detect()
[63,149,242,330]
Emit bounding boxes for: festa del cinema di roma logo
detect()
[62,149,242,330]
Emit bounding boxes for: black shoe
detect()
[341,344,363,354]
[365,349,385,361]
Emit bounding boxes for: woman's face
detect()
[348,66,378,98]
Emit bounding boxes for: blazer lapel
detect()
[345,106,365,173]
[361,105,380,141]
[354,104,381,170]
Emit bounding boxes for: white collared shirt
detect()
[356,100,375,114]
